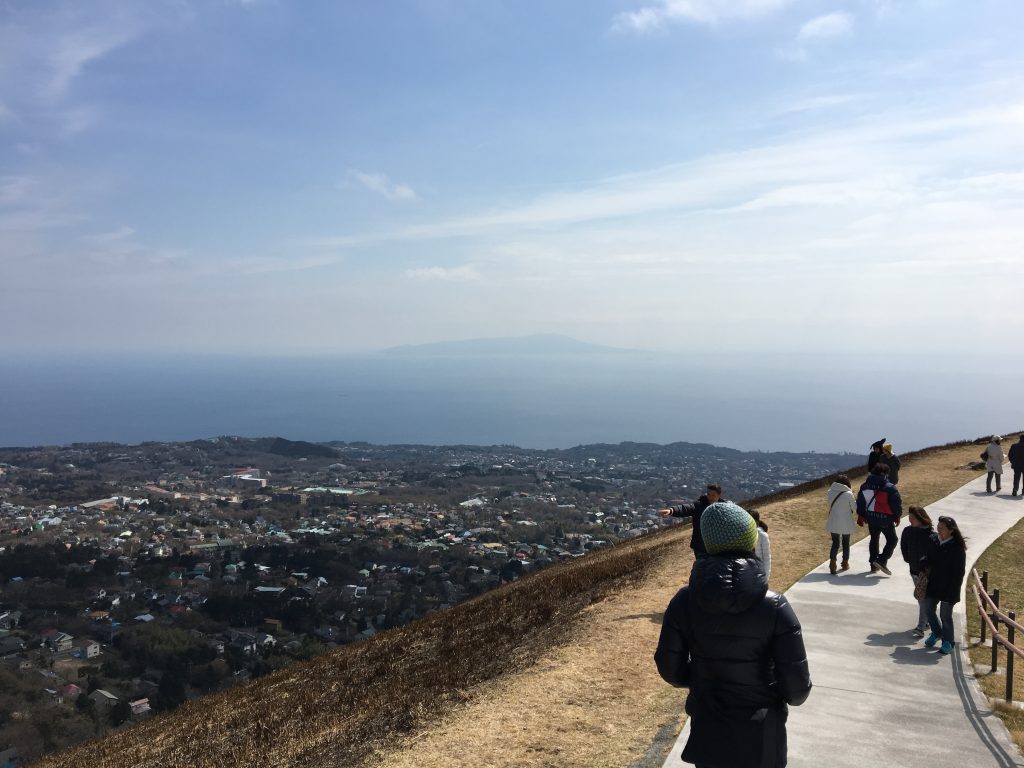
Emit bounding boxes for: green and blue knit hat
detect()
[700,501,758,555]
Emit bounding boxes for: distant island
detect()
[382,333,641,356]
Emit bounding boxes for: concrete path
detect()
[662,469,1024,768]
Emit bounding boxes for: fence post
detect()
[980,573,988,645]
[991,589,1001,674]
[1007,612,1016,703]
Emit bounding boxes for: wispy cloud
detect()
[43,19,142,101]
[346,170,418,201]
[613,0,794,32]
[404,265,481,281]
[797,11,853,42]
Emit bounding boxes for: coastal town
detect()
[0,436,853,763]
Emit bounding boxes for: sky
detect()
[2,0,1024,357]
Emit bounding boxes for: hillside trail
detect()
[662,469,1024,768]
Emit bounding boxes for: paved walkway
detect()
[662,470,1024,768]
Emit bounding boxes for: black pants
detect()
[987,470,1002,492]
[1013,468,1023,495]
[868,523,897,566]
[830,533,850,561]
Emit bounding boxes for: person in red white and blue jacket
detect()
[856,463,903,575]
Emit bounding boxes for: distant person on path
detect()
[882,443,901,484]
[868,438,886,472]
[659,483,725,557]
[856,463,903,575]
[825,474,857,574]
[750,509,772,581]
[1009,435,1024,496]
[655,501,812,768]
[921,515,967,655]
[984,435,1005,493]
[900,506,935,637]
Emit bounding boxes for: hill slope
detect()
[32,434,1004,768]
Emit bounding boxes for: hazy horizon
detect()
[2,351,1016,453]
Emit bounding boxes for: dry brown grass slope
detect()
[32,434,1012,768]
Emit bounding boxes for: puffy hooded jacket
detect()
[856,472,902,526]
[655,555,811,768]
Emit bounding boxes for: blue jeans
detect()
[923,597,955,644]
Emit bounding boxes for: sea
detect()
[0,352,1018,453]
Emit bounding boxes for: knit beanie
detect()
[700,501,758,555]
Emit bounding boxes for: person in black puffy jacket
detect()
[655,502,812,768]
[921,515,967,656]
[900,506,934,636]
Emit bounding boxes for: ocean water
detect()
[0,352,1017,452]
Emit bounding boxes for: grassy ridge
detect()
[32,432,1011,768]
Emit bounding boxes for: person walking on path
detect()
[984,435,1005,493]
[750,509,772,581]
[900,506,935,637]
[655,501,812,768]
[1008,435,1024,496]
[867,438,886,472]
[882,443,901,484]
[856,463,903,575]
[825,474,857,574]
[659,483,725,557]
[921,515,967,655]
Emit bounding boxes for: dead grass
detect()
[31,434,1008,768]
[366,437,1002,768]
[965,516,1024,752]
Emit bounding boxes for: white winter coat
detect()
[755,528,771,580]
[825,482,857,535]
[985,441,1005,474]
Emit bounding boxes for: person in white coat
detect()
[825,474,858,574]
[985,435,1005,493]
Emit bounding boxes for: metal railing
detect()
[970,568,1024,702]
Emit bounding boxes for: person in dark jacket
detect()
[659,483,725,557]
[867,438,886,472]
[900,506,934,637]
[856,463,903,575]
[882,443,901,484]
[655,501,812,768]
[921,515,967,655]
[1009,435,1024,496]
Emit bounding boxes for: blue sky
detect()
[2,0,1023,356]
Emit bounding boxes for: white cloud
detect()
[0,100,14,122]
[613,0,794,32]
[346,170,418,201]
[797,11,853,42]
[404,265,480,281]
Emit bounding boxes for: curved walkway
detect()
[662,470,1024,768]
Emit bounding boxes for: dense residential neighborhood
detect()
[0,436,853,762]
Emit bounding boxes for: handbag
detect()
[913,571,928,600]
